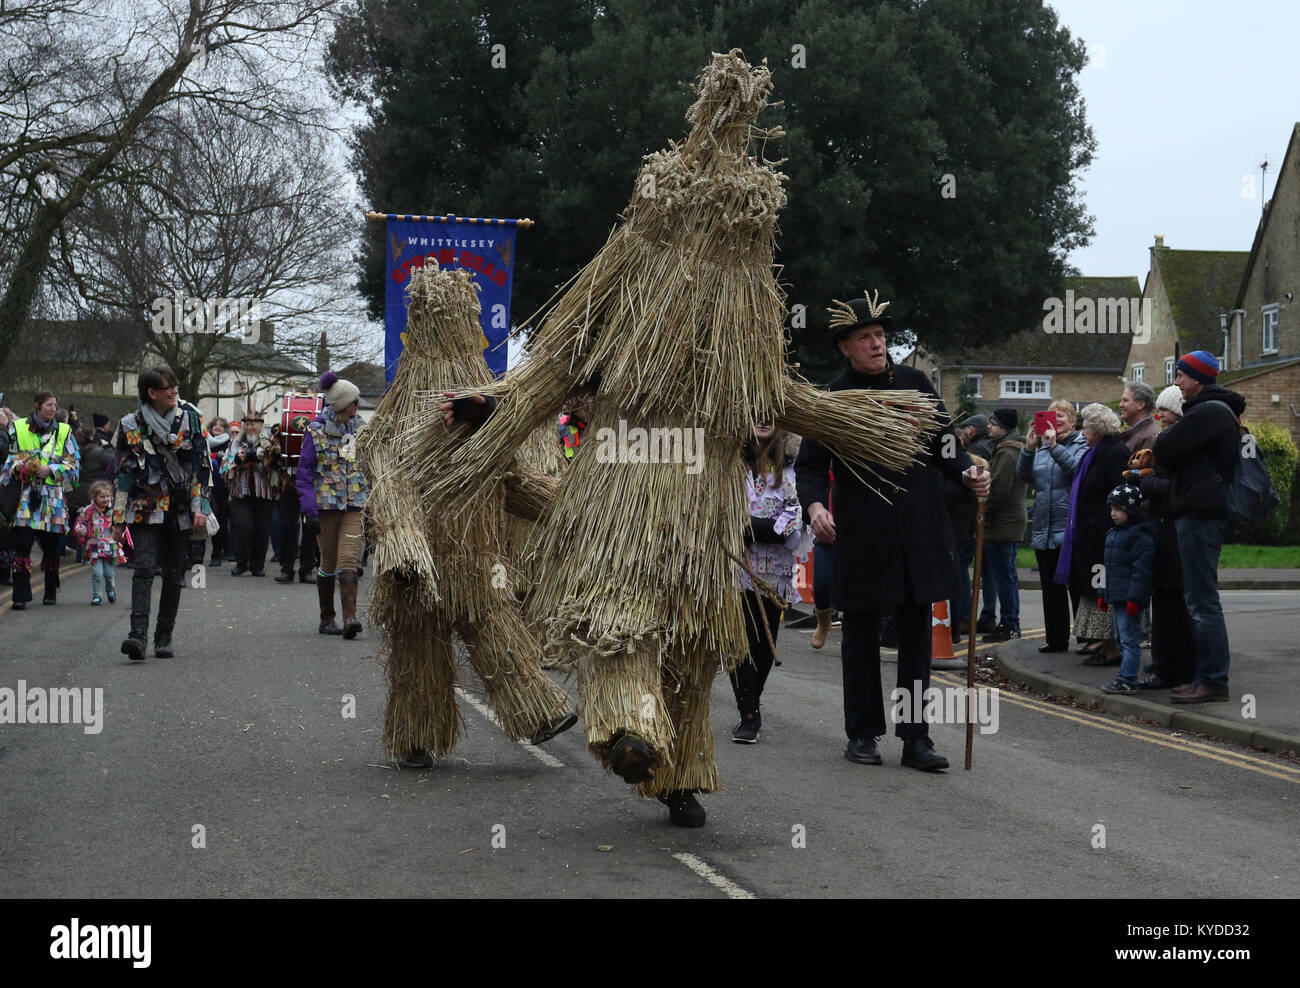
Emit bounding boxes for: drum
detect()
[279,393,323,468]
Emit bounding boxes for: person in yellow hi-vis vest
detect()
[1,391,81,608]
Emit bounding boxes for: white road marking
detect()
[454,687,565,768]
[672,852,756,900]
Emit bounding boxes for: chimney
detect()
[1154,234,1166,248]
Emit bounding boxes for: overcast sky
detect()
[1047,0,1299,280]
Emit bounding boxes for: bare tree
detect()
[0,0,344,373]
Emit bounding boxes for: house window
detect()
[1131,363,1144,383]
[999,375,1051,398]
[1262,305,1279,355]
[1164,357,1175,384]
[964,374,983,398]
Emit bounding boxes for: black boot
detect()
[42,569,58,605]
[121,610,149,661]
[10,568,32,608]
[609,733,655,784]
[901,737,950,772]
[154,583,182,658]
[657,790,706,828]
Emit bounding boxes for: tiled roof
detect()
[1154,249,1248,353]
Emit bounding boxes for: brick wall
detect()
[1235,126,1299,369]
[1230,362,1300,446]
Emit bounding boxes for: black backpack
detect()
[1208,400,1280,529]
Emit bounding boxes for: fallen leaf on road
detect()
[459,848,474,854]
[380,794,391,799]
[598,845,613,852]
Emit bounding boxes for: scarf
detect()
[31,414,55,434]
[1053,439,1101,585]
[139,400,190,488]
[207,433,231,454]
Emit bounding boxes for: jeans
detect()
[982,541,1020,631]
[1175,515,1230,687]
[1113,608,1142,683]
[90,558,117,599]
[813,541,833,610]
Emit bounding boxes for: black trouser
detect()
[9,527,61,603]
[729,590,783,716]
[1035,547,1077,649]
[230,496,274,570]
[1151,588,1197,685]
[277,485,319,575]
[209,492,230,561]
[130,513,189,640]
[841,601,933,741]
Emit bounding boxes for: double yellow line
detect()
[933,659,1300,784]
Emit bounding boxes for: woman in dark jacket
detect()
[1053,403,1130,663]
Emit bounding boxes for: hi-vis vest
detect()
[14,418,70,486]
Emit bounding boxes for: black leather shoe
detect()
[609,734,655,784]
[844,736,883,765]
[530,711,578,745]
[298,570,317,584]
[398,748,434,769]
[901,737,950,772]
[154,634,175,658]
[1038,643,1069,653]
[976,616,999,635]
[274,570,294,584]
[230,564,248,576]
[658,790,706,828]
[1138,674,1175,690]
[250,569,266,577]
[1082,651,1121,667]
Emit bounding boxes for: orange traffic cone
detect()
[931,600,963,669]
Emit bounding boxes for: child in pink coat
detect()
[73,480,126,604]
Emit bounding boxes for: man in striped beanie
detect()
[1152,349,1246,704]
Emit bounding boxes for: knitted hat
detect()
[319,371,360,412]
[92,413,109,428]
[1107,482,1143,511]
[1176,350,1219,385]
[991,407,1019,432]
[1155,385,1184,417]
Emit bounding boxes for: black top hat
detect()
[828,290,892,348]
[92,413,109,428]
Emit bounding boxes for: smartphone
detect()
[1034,410,1055,435]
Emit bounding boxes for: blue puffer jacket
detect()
[1102,513,1157,605]
[1017,431,1088,550]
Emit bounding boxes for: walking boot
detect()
[339,570,362,639]
[42,567,58,605]
[10,563,32,609]
[154,582,182,657]
[121,611,149,661]
[901,737,950,772]
[317,575,342,635]
[274,570,294,584]
[811,607,833,649]
[657,790,706,828]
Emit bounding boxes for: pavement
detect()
[4,558,1300,898]
[1016,566,1300,591]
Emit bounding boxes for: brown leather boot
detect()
[811,608,833,649]
[317,575,342,635]
[339,570,362,639]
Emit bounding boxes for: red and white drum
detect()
[280,393,324,468]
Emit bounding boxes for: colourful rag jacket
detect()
[112,400,212,528]
[741,438,812,606]
[73,503,127,564]
[556,412,588,461]
[1,416,81,534]
[295,411,369,515]
[220,433,281,499]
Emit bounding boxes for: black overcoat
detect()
[795,362,973,611]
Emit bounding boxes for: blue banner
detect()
[381,214,523,385]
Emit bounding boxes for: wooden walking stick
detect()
[966,496,987,770]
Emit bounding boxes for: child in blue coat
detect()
[1099,483,1157,693]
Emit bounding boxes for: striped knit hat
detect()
[1176,350,1219,385]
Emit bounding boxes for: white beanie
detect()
[1155,384,1184,417]
[319,371,360,412]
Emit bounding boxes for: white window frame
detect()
[1164,357,1175,384]
[1131,363,1145,383]
[1262,304,1279,355]
[964,373,983,398]
[999,375,1052,399]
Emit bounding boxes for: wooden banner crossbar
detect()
[365,211,534,227]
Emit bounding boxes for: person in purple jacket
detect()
[297,371,369,639]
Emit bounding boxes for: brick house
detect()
[927,275,1142,423]
[1217,122,1300,444]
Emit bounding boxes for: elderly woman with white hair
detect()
[1052,402,1131,664]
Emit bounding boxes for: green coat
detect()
[984,432,1028,542]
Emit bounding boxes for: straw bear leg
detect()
[456,608,571,742]
[637,646,719,798]
[383,612,462,758]
[578,635,677,780]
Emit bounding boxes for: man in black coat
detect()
[796,293,990,771]
[1154,351,1244,704]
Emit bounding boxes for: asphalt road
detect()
[2,564,1298,898]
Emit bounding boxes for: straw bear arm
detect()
[501,466,560,523]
